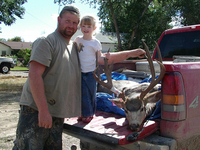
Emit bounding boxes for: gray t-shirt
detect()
[20,30,81,118]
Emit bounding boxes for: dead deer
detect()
[93,41,165,131]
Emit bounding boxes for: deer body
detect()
[94,41,165,131]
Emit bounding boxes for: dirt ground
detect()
[0,75,81,150]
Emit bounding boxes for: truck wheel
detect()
[1,64,10,74]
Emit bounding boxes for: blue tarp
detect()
[96,93,126,116]
[96,72,161,120]
[101,72,128,81]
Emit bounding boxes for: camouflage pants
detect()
[13,105,64,150]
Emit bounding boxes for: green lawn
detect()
[11,66,29,71]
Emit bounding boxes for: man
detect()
[13,5,145,150]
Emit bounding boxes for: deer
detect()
[93,41,165,132]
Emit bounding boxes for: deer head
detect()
[93,41,165,131]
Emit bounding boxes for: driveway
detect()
[0,71,29,78]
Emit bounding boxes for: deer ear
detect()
[143,91,161,104]
[119,92,126,101]
[109,98,125,108]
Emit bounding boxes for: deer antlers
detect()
[93,51,123,98]
[139,41,165,100]
[93,41,165,101]
[93,57,114,90]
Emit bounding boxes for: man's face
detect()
[57,12,79,40]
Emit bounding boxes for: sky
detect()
[0,0,100,42]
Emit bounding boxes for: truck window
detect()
[154,30,200,59]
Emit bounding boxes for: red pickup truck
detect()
[63,24,200,150]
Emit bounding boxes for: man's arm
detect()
[98,48,146,65]
[29,61,52,129]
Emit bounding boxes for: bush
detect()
[16,49,31,66]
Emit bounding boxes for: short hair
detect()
[59,5,80,19]
[80,15,96,27]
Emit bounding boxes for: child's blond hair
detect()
[80,15,96,27]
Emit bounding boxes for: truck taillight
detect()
[161,72,186,121]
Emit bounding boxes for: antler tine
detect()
[154,41,162,63]
[154,41,166,89]
[154,41,165,82]
[93,50,113,90]
[142,41,156,80]
[104,58,113,88]
[140,41,165,100]
[140,41,155,100]
[96,51,100,79]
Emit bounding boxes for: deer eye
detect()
[140,108,144,112]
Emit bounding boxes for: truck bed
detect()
[63,111,159,145]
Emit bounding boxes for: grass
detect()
[0,77,27,91]
[11,66,29,71]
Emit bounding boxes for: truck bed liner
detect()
[63,111,159,145]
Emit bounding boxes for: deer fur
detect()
[97,81,161,131]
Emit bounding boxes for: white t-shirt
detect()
[75,36,102,73]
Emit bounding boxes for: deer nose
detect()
[129,124,140,131]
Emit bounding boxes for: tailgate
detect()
[63,111,159,145]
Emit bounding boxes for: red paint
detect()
[64,111,159,145]
[160,61,200,140]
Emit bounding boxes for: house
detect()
[0,41,32,56]
[0,31,117,56]
[71,30,117,53]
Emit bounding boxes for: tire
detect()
[0,64,10,74]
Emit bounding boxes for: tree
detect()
[101,0,122,51]
[54,0,98,8]
[0,0,27,25]
[173,0,200,26]
[55,0,200,52]
[98,0,175,51]
[0,38,6,41]
[8,36,23,42]
[17,49,31,66]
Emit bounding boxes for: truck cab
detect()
[153,24,200,61]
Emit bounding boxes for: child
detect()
[74,15,110,123]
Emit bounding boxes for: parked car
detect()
[0,57,15,74]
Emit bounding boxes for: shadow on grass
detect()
[0,77,26,105]
[0,91,22,105]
